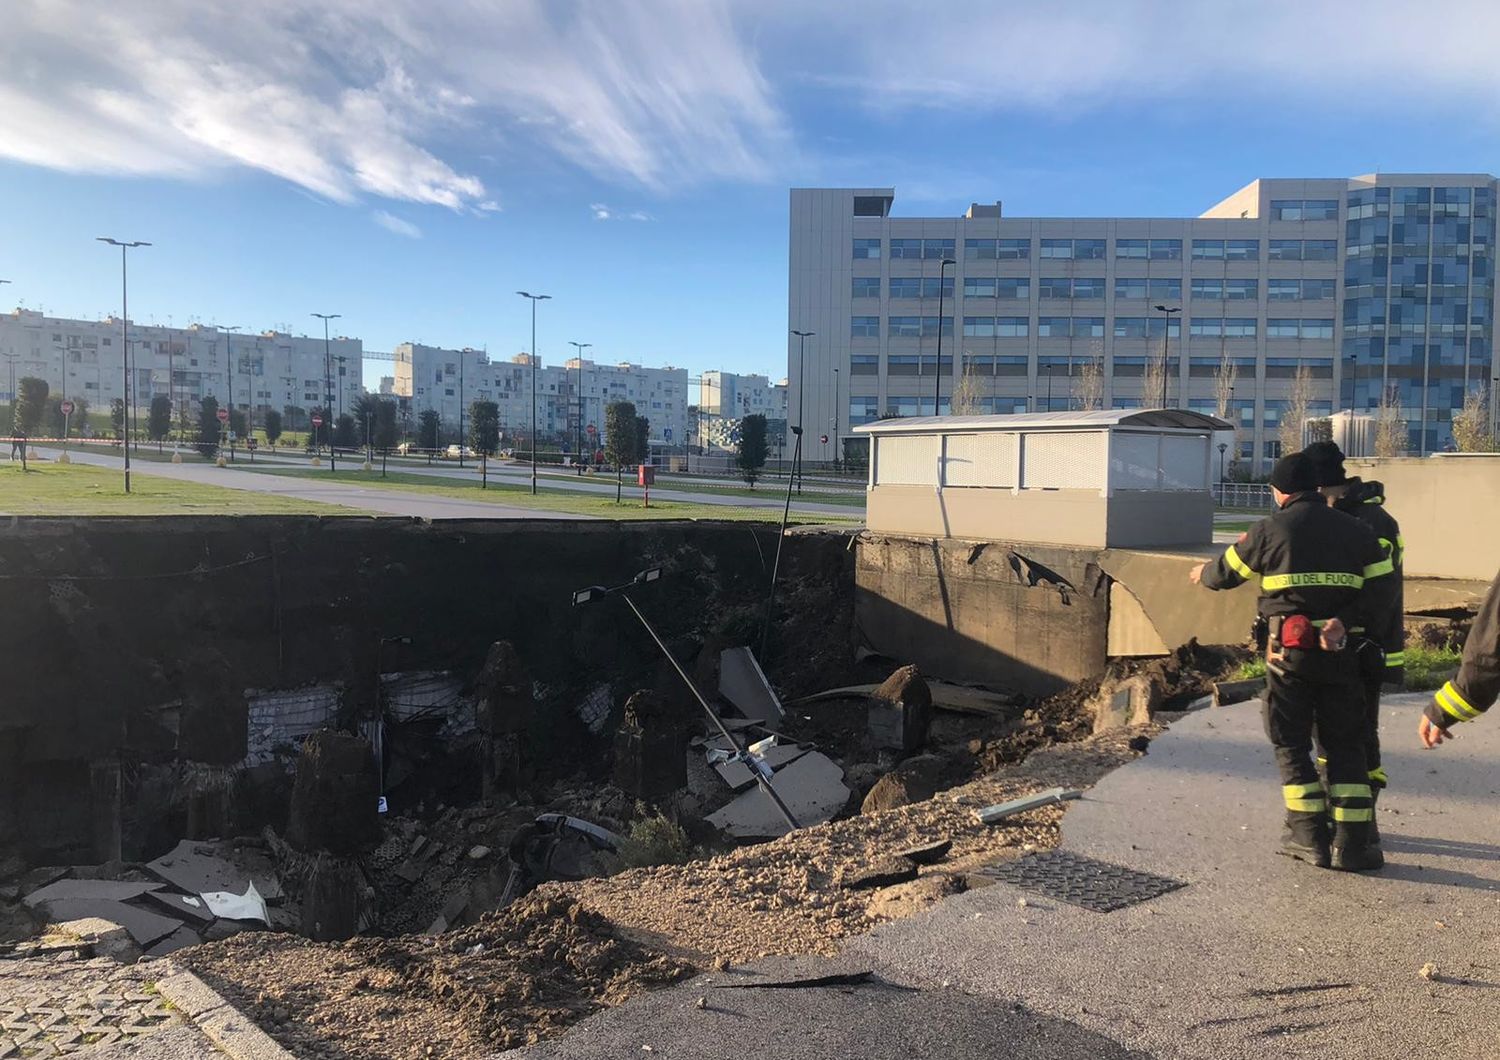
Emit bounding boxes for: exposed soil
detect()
[182,893,693,1060]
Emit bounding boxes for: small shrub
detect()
[613,808,696,869]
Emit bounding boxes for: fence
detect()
[1212,482,1273,509]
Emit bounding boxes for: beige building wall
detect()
[1347,456,1500,581]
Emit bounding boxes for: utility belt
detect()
[1253,614,1361,681]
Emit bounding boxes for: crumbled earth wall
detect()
[0,517,854,866]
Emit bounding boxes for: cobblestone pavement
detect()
[0,956,185,1058]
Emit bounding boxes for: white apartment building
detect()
[697,370,790,451]
[0,308,362,429]
[393,343,689,450]
[789,176,1499,470]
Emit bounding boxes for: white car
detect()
[445,444,477,459]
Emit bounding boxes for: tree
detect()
[737,413,769,487]
[373,399,399,450]
[1279,364,1315,457]
[1374,384,1407,457]
[468,400,500,455]
[950,363,985,415]
[196,396,221,457]
[1451,384,1495,453]
[111,398,125,439]
[229,409,247,441]
[417,409,440,450]
[604,400,640,502]
[1074,340,1105,411]
[13,377,48,438]
[264,409,284,446]
[635,414,650,466]
[1142,354,1167,412]
[333,413,357,450]
[1306,418,1334,444]
[148,395,172,442]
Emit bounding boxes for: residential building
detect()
[698,370,789,452]
[393,342,689,449]
[0,308,361,431]
[789,176,1498,470]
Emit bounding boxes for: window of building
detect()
[1074,317,1105,337]
[1305,239,1338,260]
[1303,279,1336,300]
[965,277,996,298]
[1039,277,1072,299]
[1040,238,1074,259]
[1113,356,1146,376]
[1192,239,1226,260]
[1269,239,1303,261]
[887,355,921,375]
[967,238,1031,259]
[964,316,995,338]
[853,238,880,259]
[998,238,1031,259]
[1192,279,1224,300]
[1225,279,1257,300]
[1227,239,1260,261]
[1272,199,1338,221]
[1114,317,1149,338]
[1073,277,1106,299]
[1267,318,1302,338]
[922,276,955,298]
[1116,238,1148,259]
[921,316,953,337]
[996,277,1028,299]
[1037,316,1071,337]
[890,238,924,259]
[1302,318,1334,339]
[995,356,1028,375]
[997,317,1029,337]
[1074,239,1106,260]
[1150,239,1183,260]
[889,277,921,299]
[851,316,880,338]
[922,238,956,260]
[852,277,881,298]
[1268,279,1301,301]
[1116,278,1147,300]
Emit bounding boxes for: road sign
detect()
[820,433,829,444]
[663,427,673,441]
[311,415,324,428]
[60,400,74,416]
[217,408,230,423]
[586,424,597,435]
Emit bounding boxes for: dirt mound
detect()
[183,893,692,1059]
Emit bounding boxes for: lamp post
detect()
[569,340,591,470]
[791,329,813,494]
[517,291,551,494]
[831,365,840,470]
[457,350,465,468]
[1153,304,1181,408]
[934,257,956,413]
[97,238,150,493]
[312,312,340,471]
[215,324,240,461]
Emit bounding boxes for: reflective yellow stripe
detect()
[1332,806,1374,822]
[1224,544,1255,579]
[1262,571,1364,591]
[1283,782,1324,798]
[1328,783,1373,800]
[1286,798,1325,812]
[1283,782,1325,811]
[1385,652,1405,666]
[1368,767,1388,785]
[1363,557,1394,579]
[1436,682,1480,722]
[1363,496,1385,505]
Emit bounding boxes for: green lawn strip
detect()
[1215,520,1254,534]
[1232,642,1461,692]
[0,462,353,516]
[238,466,860,523]
[442,461,865,506]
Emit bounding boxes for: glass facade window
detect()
[1040,238,1074,258]
[887,355,921,374]
[1116,277,1183,300]
[963,277,1030,299]
[1037,316,1071,337]
[1191,278,1255,300]
[1074,239,1106,260]
[1192,279,1223,300]
[1150,239,1183,260]
[1192,239,1225,260]
[1190,318,1257,338]
[1113,356,1146,377]
[1227,239,1260,261]
[888,316,921,338]
[1302,319,1334,339]
[922,238,956,260]
[964,277,996,298]
[1073,277,1106,298]
[1114,317,1182,338]
[997,317,1029,337]
[851,316,879,338]
[1039,277,1072,299]
[995,356,1028,375]
[1305,239,1338,260]
[964,316,995,338]
[1272,199,1339,221]
[965,238,997,260]
[1267,319,1301,338]
[850,355,879,374]
[848,397,879,425]
[889,238,923,259]
[853,238,881,259]
[1116,238,1148,259]
[852,277,881,298]
[998,238,1031,259]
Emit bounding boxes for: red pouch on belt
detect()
[1280,614,1317,650]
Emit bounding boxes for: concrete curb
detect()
[155,966,295,1060]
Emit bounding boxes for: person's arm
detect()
[1336,526,1395,640]
[1421,570,1500,748]
[1194,524,1266,592]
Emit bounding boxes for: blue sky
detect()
[3,1,1500,391]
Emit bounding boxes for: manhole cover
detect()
[979,850,1186,912]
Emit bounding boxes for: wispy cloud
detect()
[591,203,654,222]
[0,0,787,209]
[372,210,422,238]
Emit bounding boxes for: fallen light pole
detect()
[758,425,803,661]
[573,567,799,831]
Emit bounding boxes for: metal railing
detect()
[1213,482,1274,510]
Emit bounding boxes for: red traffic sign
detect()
[820,433,829,444]
[586,424,597,435]
[216,408,230,423]
[60,400,74,415]
[311,415,324,428]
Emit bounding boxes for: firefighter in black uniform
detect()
[1190,451,1395,871]
[1304,440,1404,843]
[1419,567,1500,748]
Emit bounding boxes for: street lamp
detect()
[97,238,151,493]
[1153,305,1181,408]
[569,341,592,470]
[456,351,465,468]
[934,258,956,413]
[791,329,814,494]
[214,324,241,461]
[831,365,840,470]
[517,291,551,494]
[312,313,340,471]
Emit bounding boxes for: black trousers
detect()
[1314,638,1386,786]
[1264,653,1373,830]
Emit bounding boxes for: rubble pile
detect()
[182,893,693,1059]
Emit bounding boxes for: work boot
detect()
[1368,789,1382,854]
[1278,813,1331,868]
[1331,823,1384,872]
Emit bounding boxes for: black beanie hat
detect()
[1303,440,1348,487]
[1269,452,1318,494]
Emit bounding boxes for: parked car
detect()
[445,444,477,459]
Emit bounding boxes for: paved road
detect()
[849,691,1500,1059]
[32,448,595,521]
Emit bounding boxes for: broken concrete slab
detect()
[718,647,784,724]
[975,787,1082,825]
[144,924,202,958]
[705,751,850,838]
[50,916,142,963]
[36,897,183,948]
[24,878,163,907]
[1212,676,1265,708]
[1088,673,1160,731]
[842,857,919,891]
[146,839,282,901]
[713,744,812,791]
[143,890,215,925]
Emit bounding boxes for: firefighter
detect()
[1304,440,1404,844]
[1190,451,1396,871]
[1419,567,1500,748]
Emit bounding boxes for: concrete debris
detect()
[49,916,143,963]
[718,647,785,724]
[841,856,919,891]
[867,665,933,751]
[860,755,943,815]
[143,890,215,925]
[1088,673,1161,732]
[705,751,850,838]
[35,897,184,948]
[286,730,381,857]
[468,845,492,860]
[576,682,614,735]
[202,881,269,925]
[976,787,1083,825]
[713,743,812,792]
[144,923,202,957]
[147,838,282,901]
[1213,676,1266,708]
[23,878,163,907]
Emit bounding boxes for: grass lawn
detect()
[239,466,862,523]
[1214,520,1255,534]
[0,461,353,516]
[1231,642,1461,692]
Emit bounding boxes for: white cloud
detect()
[590,203,614,221]
[591,203,654,222]
[372,210,421,238]
[0,0,787,207]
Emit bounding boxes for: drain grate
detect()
[979,850,1186,912]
